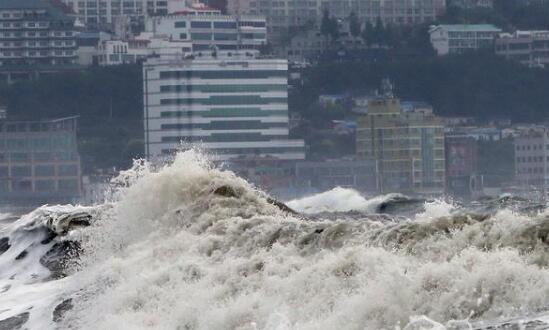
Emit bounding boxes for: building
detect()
[294,159,377,193]
[76,31,112,65]
[145,10,267,52]
[143,50,305,161]
[228,0,446,38]
[495,30,549,67]
[96,33,191,65]
[514,126,549,189]
[0,0,79,82]
[60,0,172,29]
[356,79,445,194]
[448,0,493,8]
[429,24,501,56]
[445,134,481,197]
[0,116,82,203]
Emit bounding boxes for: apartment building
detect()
[495,30,549,67]
[145,10,267,51]
[429,24,501,55]
[0,0,78,82]
[0,116,82,203]
[356,79,445,194]
[143,50,305,161]
[514,126,549,189]
[228,0,446,37]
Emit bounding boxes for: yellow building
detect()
[356,80,445,194]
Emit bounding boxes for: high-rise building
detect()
[143,50,305,161]
[145,10,267,51]
[228,0,446,38]
[356,79,445,194]
[0,116,82,203]
[0,0,78,82]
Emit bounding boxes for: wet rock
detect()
[266,197,297,215]
[0,237,9,255]
[0,312,29,330]
[40,230,57,245]
[213,185,240,198]
[53,299,73,323]
[40,241,82,279]
[14,250,27,261]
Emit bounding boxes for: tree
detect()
[321,9,332,37]
[349,11,361,38]
[362,20,375,46]
[373,17,385,46]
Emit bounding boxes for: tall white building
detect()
[514,127,549,189]
[228,0,446,37]
[429,24,502,56]
[145,10,267,51]
[143,51,305,161]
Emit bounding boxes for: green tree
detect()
[349,11,361,38]
[362,20,375,46]
[321,8,332,37]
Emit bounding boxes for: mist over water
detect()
[2,150,549,329]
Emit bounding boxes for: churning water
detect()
[2,150,549,330]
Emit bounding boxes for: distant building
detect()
[429,24,501,56]
[445,134,482,197]
[76,31,111,65]
[143,50,305,161]
[514,126,549,189]
[96,33,191,65]
[228,0,446,39]
[356,79,445,194]
[0,116,82,203]
[0,106,6,120]
[145,10,267,52]
[59,0,173,29]
[295,159,377,193]
[448,0,494,8]
[495,30,549,67]
[0,0,79,83]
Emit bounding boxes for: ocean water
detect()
[2,150,549,330]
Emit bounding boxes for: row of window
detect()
[159,70,287,80]
[159,84,287,94]
[161,146,303,155]
[517,167,546,174]
[0,31,72,38]
[516,156,549,163]
[0,178,79,193]
[161,133,288,143]
[0,164,78,177]
[516,144,549,151]
[2,50,74,57]
[160,121,288,130]
[160,108,288,118]
[160,96,288,106]
[0,152,77,162]
[0,137,75,151]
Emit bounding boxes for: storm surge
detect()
[2,150,549,330]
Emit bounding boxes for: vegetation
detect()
[291,52,549,123]
[0,65,143,172]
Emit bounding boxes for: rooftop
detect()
[431,24,502,32]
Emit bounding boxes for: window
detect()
[190,21,211,29]
[213,21,237,29]
[12,166,31,177]
[174,21,186,28]
[58,164,78,176]
[35,165,55,176]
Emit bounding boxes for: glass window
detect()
[36,180,55,191]
[213,21,237,29]
[174,21,186,28]
[58,164,78,176]
[190,21,212,28]
[12,166,31,177]
[35,165,55,176]
[58,179,78,191]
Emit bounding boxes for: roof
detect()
[0,0,74,21]
[431,24,502,32]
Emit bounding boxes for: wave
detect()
[2,150,549,329]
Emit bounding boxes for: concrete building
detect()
[145,10,267,51]
[448,0,493,8]
[96,33,191,65]
[514,126,549,189]
[143,50,305,161]
[228,0,446,38]
[0,116,82,203]
[0,0,79,82]
[495,30,549,67]
[356,79,445,194]
[445,134,481,197]
[429,24,501,56]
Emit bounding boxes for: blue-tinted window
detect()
[213,21,237,29]
[174,21,186,28]
[191,21,211,28]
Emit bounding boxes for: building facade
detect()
[514,126,549,189]
[0,116,82,203]
[145,12,267,51]
[228,0,446,38]
[0,0,78,82]
[495,31,549,68]
[429,24,501,56]
[356,80,445,194]
[445,134,481,197]
[143,51,305,161]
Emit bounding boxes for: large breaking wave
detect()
[2,150,549,329]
